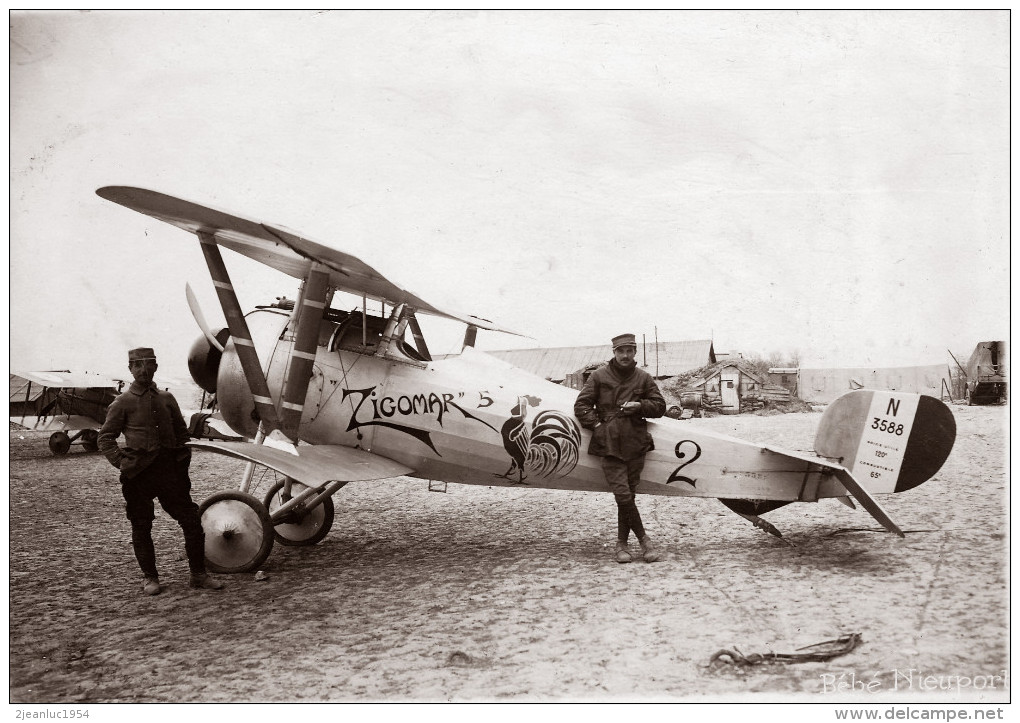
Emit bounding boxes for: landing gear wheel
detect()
[264,479,335,546]
[48,431,71,455]
[81,429,99,452]
[199,491,275,573]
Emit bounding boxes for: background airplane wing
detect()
[96,186,524,336]
[12,415,104,432]
[12,370,123,389]
[188,440,416,488]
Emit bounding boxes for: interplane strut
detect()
[197,231,283,436]
[280,265,330,441]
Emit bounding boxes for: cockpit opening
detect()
[323,305,430,363]
[265,293,439,364]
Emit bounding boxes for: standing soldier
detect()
[98,347,223,595]
[574,333,666,563]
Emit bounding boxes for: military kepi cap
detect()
[612,333,637,350]
[128,347,157,362]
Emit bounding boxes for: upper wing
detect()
[188,440,415,488]
[96,186,524,336]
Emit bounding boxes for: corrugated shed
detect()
[486,340,716,381]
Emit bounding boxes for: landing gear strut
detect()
[264,479,335,546]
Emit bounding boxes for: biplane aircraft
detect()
[10,370,239,453]
[10,371,124,455]
[96,186,958,574]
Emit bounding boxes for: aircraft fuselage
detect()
[217,309,848,502]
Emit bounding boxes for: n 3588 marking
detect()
[871,418,904,435]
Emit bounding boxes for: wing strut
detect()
[407,315,432,361]
[280,264,330,440]
[197,232,284,437]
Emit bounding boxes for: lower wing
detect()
[188,440,415,487]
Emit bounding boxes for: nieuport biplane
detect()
[10,370,238,453]
[10,371,124,455]
[96,186,957,574]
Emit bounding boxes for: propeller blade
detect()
[186,283,226,353]
[196,232,283,437]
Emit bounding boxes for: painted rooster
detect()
[496,396,580,484]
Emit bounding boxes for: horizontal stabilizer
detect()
[188,441,415,488]
[737,444,903,536]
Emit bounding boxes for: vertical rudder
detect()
[815,390,956,494]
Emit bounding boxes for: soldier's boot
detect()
[615,540,633,564]
[639,535,661,563]
[189,573,224,590]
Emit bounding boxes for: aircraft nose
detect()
[187,328,230,393]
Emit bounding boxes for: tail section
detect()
[814,390,956,494]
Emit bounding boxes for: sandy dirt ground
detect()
[8,402,1008,703]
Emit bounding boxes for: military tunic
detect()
[573,359,666,461]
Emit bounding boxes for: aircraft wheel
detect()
[81,429,99,452]
[264,479,335,546]
[199,491,275,573]
[48,431,71,455]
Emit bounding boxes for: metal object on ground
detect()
[709,633,863,669]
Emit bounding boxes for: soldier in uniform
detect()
[98,347,223,595]
[574,333,666,563]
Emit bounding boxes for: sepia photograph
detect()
[8,10,1009,718]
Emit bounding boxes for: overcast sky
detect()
[9,10,1009,380]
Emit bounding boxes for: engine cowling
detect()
[213,310,291,439]
[187,328,231,394]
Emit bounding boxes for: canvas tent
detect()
[797,365,951,404]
